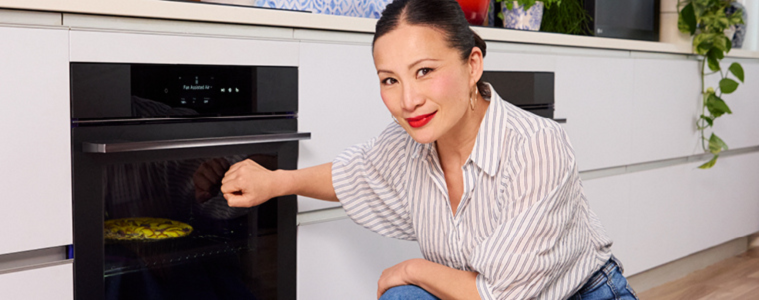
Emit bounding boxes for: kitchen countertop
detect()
[1,0,758,59]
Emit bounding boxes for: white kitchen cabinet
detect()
[709,59,759,149]
[0,263,73,300]
[581,173,635,272]
[0,26,72,255]
[297,219,423,300]
[69,30,299,66]
[486,50,636,172]
[630,58,703,164]
[554,55,635,171]
[484,50,557,73]
[297,41,390,212]
[587,152,759,276]
[684,151,759,248]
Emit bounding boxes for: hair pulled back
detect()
[373,0,490,99]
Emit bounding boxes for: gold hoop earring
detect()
[469,86,478,111]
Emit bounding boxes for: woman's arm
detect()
[281,162,338,201]
[221,160,337,207]
[378,259,480,300]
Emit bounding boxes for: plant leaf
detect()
[694,33,715,55]
[728,8,745,25]
[698,155,719,169]
[708,133,728,154]
[713,34,728,52]
[710,133,728,152]
[716,10,729,30]
[706,94,732,117]
[707,53,720,72]
[692,0,708,19]
[711,47,725,59]
[680,3,697,35]
[719,78,739,94]
[729,63,744,82]
[701,114,714,127]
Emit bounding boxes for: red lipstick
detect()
[405,111,437,128]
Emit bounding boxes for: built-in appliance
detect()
[482,71,563,122]
[584,0,660,41]
[71,63,307,300]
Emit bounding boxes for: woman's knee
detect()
[379,285,439,300]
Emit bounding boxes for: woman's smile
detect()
[405,111,438,128]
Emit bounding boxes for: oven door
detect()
[72,118,305,300]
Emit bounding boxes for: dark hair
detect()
[373,0,490,99]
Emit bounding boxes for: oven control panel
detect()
[71,63,298,120]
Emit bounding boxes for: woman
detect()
[221,0,638,299]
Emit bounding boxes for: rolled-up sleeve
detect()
[470,126,596,300]
[332,124,417,241]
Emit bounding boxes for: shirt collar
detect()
[469,83,507,176]
[411,83,507,176]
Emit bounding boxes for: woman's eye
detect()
[416,68,433,78]
[382,78,397,85]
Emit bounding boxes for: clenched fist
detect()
[221,158,283,207]
[193,158,230,203]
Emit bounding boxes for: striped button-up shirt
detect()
[332,85,613,300]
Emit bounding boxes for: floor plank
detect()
[639,248,759,300]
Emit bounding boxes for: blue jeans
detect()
[379,285,440,300]
[379,256,638,300]
[568,256,639,300]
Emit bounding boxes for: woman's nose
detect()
[400,84,424,111]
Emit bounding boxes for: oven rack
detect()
[103,233,260,278]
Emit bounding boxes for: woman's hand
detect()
[221,159,282,207]
[377,258,423,299]
[378,258,480,300]
[193,158,231,203]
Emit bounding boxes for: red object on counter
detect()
[457,0,490,26]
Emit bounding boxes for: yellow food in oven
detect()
[104,217,193,240]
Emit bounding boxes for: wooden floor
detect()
[639,248,759,300]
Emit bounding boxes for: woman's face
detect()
[373,23,482,144]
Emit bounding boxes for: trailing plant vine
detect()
[677,0,745,169]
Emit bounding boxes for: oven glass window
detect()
[102,154,279,300]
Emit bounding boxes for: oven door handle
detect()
[82,132,311,153]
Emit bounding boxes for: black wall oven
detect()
[71,63,305,300]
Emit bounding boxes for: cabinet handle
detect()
[83,132,311,153]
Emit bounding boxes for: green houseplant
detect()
[677,0,745,169]
[539,0,591,35]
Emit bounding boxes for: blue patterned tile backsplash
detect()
[254,0,392,18]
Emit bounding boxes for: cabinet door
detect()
[69,30,299,66]
[0,26,71,255]
[298,219,423,300]
[297,41,390,212]
[0,263,73,300]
